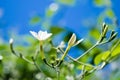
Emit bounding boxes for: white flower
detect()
[30,30,52,41]
[68,33,84,47]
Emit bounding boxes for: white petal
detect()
[42,31,48,40]
[38,30,44,40]
[30,31,39,40]
[43,33,52,40]
[30,30,52,41]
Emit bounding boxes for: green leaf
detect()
[50,26,64,35]
[40,63,56,78]
[30,16,41,25]
[94,52,103,65]
[56,0,75,6]
[94,0,103,5]
[77,64,93,71]
[46,9,54,17]
[101,51,110,60]
[105,9,115,18]
[111,46,120,57]
[94,0,111,7]
[90,28,100,40]
[94,51,110,65]
[0,45,7,50]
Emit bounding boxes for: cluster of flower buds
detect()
[98,23,117,43]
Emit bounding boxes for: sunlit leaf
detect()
[94,51,110,65]
[111,45,120,57]
[77,64,93,71]
[101,51,110,60]
[94,0,103,6]
[90,28,100,40]
[94,0,111,7]
[105,9,115,18]
[94,52,103,65]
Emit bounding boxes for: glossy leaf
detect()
[94,51,110,65]
[111,46,120,57]
[94,52,103,65]
[101,51,110,60]
[77,64,93,71]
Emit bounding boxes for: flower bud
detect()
[102,22,107,32]
[102,25,108,37]
[9,38,14,44]
[68,33,76,46]
[108,32,117,42]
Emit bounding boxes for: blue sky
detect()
[0,0,120,40]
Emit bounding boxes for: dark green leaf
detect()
[50,26,64,35]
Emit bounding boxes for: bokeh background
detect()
[0,0,120,80]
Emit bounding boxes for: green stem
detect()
[10,42,34,64]
[61,46,71,61]
[75,40,109,61]
[58,48,95,68]
[75,43,98,60]
[56,68,60,80]
[40,42,45,60]
[32,57,42,72]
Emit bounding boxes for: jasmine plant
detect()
[9,23,120,80]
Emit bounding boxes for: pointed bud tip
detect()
[73,38,84,47]
[9,38,13,44]
[103,22,106,26]
[68,33,76,46]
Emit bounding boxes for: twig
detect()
[31,57,42,72]
[75,40,109,60]
[10,42,34,64]
[58,48,95,68]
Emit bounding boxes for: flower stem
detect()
[61,46,71,61]
[40,42,45,60]
[56,68,60,80]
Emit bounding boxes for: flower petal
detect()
[38,30,44,40]
[43,33,52,40]
[30,30,52,41]
[30,31,39,40]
